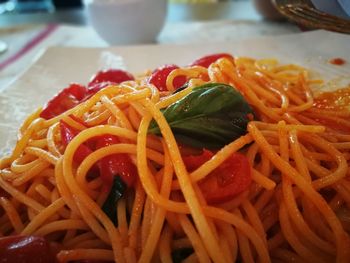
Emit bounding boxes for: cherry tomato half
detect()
[148,64,187,91]
[88,69,134,87]
[183,150,251,204]
[96,135,137,188]
[190,53,234,68]
[0,235,57,263]
[40,83,87,120]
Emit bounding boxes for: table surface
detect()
[0,1,300,91]
[0,1,263,27]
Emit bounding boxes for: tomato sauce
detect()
[314,87,350,111]
[313,87,350,132]
[329,57,346,66]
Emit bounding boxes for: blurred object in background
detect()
[52,0,81,9]
[169,0,218,3]
[310,0,349,19]
[0,0,54,13]
[273,0,350,33]
[84,0,167,45]
[252,0,284,20]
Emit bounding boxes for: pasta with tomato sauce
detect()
[0,53,350,263]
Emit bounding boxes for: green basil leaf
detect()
[148,83,254,149]
[102,176,126,226]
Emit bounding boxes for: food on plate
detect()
[0,53,350,263]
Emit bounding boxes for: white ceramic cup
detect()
[84,0,167,45]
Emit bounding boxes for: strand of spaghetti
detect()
[158,225,173,263]
[12,161,51,186]
[136,114,189,213]
[20,107,41,135]
[47,122,61,157]
[64,232,96,248]
[166,67,207,92]
[288,74,313,112]
[33,219,89,236]
[251,70,289,111]
[128,180,145,256]
[247,122,350,263]
[57,248,114,262]
[155,84,194,109]
[55,158,80,213]
[138,140,174,262]
[218,222,238,262]
[237,74,282,111]
[140,197,151,250]
[74,238,106,249]
[241,200,267,246]
[35,184,53,201]
[227,68,281,121]
[24,146,58,165]
[28,138,47,148]
[6,118,44,164]
[279,122,334,258]
[251,121,325,133]
[287,131,335,253]
[279,202,328,263]
[101,95,133,130]
[11,156,39,174]
[75,198,110,244]
[117,198,129,246]
[138,99,225,263]
[300,134,348,189]
[62,127,128,263]
[251,169,276,190]
[0,197,24,233]
[128,105,142,130]
[178,214,212,263]
[0,175,44,212]
[61,115,87,131]
[235,209,255,263]
[21,198,65,235]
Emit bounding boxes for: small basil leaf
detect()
[148,83,254,149]
[102,176,126,226]
[171,248,194,263]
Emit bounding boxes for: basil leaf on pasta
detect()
[102,176,126,226]
[148,83,254,149]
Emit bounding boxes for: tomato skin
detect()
[60,119,92,164]
[0,235,57,263]
[148,64,187,91]
[40,83,87,120]
[190,53,234,68]
[88,69,134,87]
[96,135,137,188]
[182,149,214,172]
[183,150,251,204]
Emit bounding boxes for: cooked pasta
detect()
[0,54,350,263]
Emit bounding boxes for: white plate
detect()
[0,30,349,156]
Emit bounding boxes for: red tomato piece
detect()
[190,53,234,68]
[148,64,187,91]
[96,135,137,188]
[60,119,92,164]
[40,83,87,120]
[0,235,57,263]
[183,150,251,204]
[182,149,214,172]
[88,69,134,87]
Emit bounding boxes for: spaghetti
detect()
[0,54,350,263]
